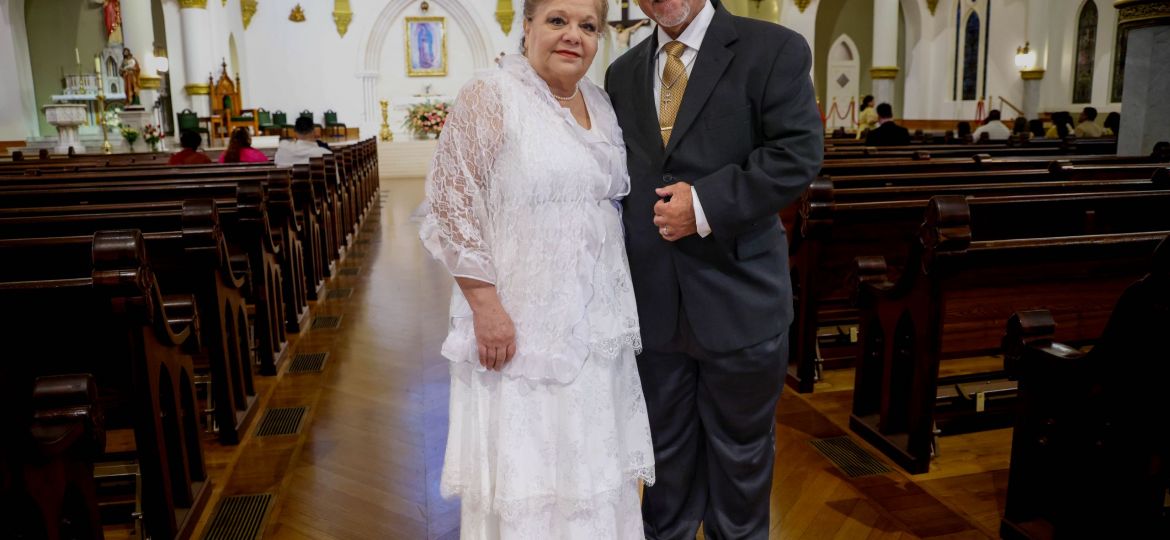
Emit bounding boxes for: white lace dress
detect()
[419,55,655,539]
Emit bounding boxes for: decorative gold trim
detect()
[289,3,306,22]
[241,0,257,28]
[870,66,900,79]
[179,0,208,9]
[495,0,515,36]
[405,16,447,77]
[140,76,162,89]
[794,0,811,13]
[333,0,353,37]
[926,0,939,16]
[1020,69,1046,80]
[1115,0,1170,28]
[184,83,210,95]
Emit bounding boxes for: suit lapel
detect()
[663,6,737,158]
[629,35,664,161]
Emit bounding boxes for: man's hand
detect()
[653,182,697,242]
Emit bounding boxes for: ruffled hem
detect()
[442,468,655,522]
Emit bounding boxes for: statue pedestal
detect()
[120,105,153,132]
[42,103,89,154]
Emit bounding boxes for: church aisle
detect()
[202,172,990,539]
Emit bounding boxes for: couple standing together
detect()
[420,0,822,537]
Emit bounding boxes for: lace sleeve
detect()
[420,77,505,284]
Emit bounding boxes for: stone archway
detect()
[356,0,494,125]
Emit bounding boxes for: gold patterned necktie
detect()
[659,41,688,146]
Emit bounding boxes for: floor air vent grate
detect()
[810,436,893,478]
[311,315,342,330]
[201,493,273,540]
[326,288,353,300]
[255,407,307,437]
[288,352,328,374]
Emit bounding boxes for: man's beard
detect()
[652,0,693,29]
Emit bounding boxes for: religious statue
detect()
[103,0,122,38]
[120,48,141,105]
[614,19,649,50]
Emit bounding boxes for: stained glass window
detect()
[1073,1,1098,104]
[962,12,980,101]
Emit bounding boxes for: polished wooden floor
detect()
[186,174,1010,539]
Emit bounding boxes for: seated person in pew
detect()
[1074,106,1105,138]
[972,109,1011,141]
[219,127,269,164]
[865,103,911,146]
[167,130,213,165]
[275,116,332,167]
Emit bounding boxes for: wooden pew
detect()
[0,200,261,443]
[0,230,211,539]
[999,236,1169,539]
[0,374,105,540]
[848,194,1170,473]
[786,168,1170,392]
[0,181,291,376]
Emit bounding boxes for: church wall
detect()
[1041,0,1120,117]
[24,0,107,136]
[814,0,874,115]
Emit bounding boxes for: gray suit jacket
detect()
[605,1,823,353]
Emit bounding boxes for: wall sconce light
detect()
[1015,42,1036,71]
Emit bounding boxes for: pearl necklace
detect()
[552,85,580,102]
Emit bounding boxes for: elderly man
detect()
[606,0,823,537]
[274,116,331,167]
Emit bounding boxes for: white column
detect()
[179,0,213,116]
[870,0,899,107]
[778,0,820,78]
[121,0,159,111]
[357,71,380,137]
[1019,0,1049,119]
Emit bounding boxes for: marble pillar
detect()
[1116,23,1170,155]
[870,0,899,107]
[179,0,212,116]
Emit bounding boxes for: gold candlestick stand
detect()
[379,99,393,142]
[97,94,112,154]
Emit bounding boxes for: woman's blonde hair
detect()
[523,0,609,34]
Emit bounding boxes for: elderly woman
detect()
[419,0,654,537]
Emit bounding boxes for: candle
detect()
[75,48,80,64]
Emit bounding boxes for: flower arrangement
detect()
[120,125,139,150]
[402,101,450,139]
[142,124,163,152]
[103,106,122,133]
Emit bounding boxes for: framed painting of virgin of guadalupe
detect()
[405,17,447,77]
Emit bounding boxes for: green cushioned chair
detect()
[324,109,347,140]
[177,109,208,135]
[257,108,274,135]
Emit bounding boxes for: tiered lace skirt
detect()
[440,344,655,539]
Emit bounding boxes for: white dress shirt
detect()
[972,120,1011,141]
[274,139,332,167]
[653,1,716,238]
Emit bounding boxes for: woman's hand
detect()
[455,277,517,371]
[471,302,516,371]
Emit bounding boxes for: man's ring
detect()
[660,226,669,236]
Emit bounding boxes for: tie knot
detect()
[664,41,686,58]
